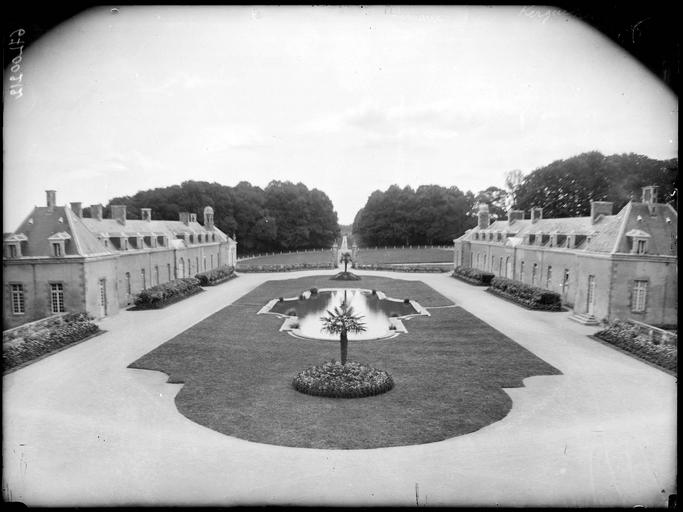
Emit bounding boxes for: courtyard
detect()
[2,269,676,507]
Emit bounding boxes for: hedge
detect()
[3,313,100,372]
[488,276,562,311]
[352,263,451,273]
[452,266,495,285]
[195,265,237,286]
[594,320,677,372]
[134,277,202,309]
[236,262,337,273]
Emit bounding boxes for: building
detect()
[453,186,677,326]
[3,190,237,329]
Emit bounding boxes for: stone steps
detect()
[569,312,600,325]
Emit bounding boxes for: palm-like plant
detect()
[340,251,352,272]
[320,300,367,365]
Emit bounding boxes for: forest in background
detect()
[89,152,677,253]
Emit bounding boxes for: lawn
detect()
[237,250,333,266]
[129,275,560,449]
[355,247,454,264]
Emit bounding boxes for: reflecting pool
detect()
[265,288,427,341]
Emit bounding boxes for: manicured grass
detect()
[237,250,333,266]
[356,247,453,264]
[129,275,560,449]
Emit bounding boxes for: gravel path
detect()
[2,269,676,507]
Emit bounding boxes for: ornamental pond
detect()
[261,288,430,341]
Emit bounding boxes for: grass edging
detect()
[485,288,566,312]
[588,335,677,376]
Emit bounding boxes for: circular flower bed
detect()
[330,271,361,281]
[293,361,394,398]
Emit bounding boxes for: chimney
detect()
[203,206,214,230]
[111,205,127,225]
[477,203,490,230]
[46,190,57,211]
[189,213,197,223]
[590,201,613,224]
[70,202,82,218]
[642,185,658,216]
[92,204,103,221]
[531,207,543,224]
[508,209,524,224]
[179,212,190,225]
[641,185,658,204]
[141,208,152,222]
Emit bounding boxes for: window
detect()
[11,284,25,314]
[125,272,131,294]
[546,266,552,289]
[520,261,525,282]
[50,283,65,313]
[636,239,646,254]
[154,266,159,286]
[211,254,214,269]
[167,263,172,282]
[9,245,18,258]
[178,258,185,278]
[204,257,207,271]
[531,263,538,285]
[196,257,199,275]
[52,243,62,257]
[141,269,146,290]
[632,280,648,312]
[562,269,570,294]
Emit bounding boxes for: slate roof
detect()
[456,201,678,256]
[5,204,232,258]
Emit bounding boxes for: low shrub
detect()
[3,316,100,372]
[195,265,236,286]
[488,276,562,311]
[452,266,495,285]
[236,262,337,272]
[595,320,677,372]
[292,360,394,398]
[134,277,202,309]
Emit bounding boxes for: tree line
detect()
[352,152,677,247]
[85,180,340,255]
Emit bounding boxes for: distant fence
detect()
[356,245,452,250]
[237,248,331,261]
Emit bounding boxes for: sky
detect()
[3,5,677,231]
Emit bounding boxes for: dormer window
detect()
[4,233,27,258]
[626,229,651,255]
[47,232,71,257]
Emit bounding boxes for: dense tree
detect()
[472,186,509,221]
[514,152,678,217]
[104,180,339,255]
[353,184,475,247]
